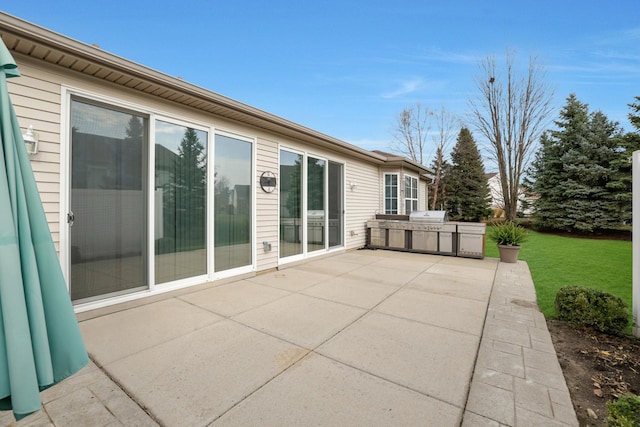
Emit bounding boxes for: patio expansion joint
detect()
[88,355,163,426]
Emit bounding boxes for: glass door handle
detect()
[67,211,75,226]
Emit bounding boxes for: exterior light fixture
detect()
[350,181,357,191]
[23,125,38,155]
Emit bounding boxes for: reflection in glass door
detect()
[154,121,207,283]
[307,157,325,252]
[214,134,252,272]
[280,150,303,258]
[69,99,148,301]
[328,161,343,248]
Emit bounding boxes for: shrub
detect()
[607,394,640,427]
[554,286,629,334]
[487,221,528,246]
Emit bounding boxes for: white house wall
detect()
[8,53,380,277]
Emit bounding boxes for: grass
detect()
[485,229,632,320]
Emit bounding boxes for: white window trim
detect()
[404,173,419,214]
[384,172,399,214]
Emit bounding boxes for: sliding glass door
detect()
[280,150,303,258]
[307,157,325,253]
[328,161,343,248]
[279,149,344,261]
[69,99,148,301]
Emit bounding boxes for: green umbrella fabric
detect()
[0,39,88,420]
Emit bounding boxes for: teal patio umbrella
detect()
[0,40,88,419]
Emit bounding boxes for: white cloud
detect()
[381,77,426,99]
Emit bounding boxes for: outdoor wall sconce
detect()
[23,125,38,155]
[263,241,272,252]
[350,181,357,191]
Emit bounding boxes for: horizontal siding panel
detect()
[7,73,61,96]
[34,141,61,155]
[13,105,60,125]
[33,171,60,183]
[31,160,60,173]
[35,181,60,194]
[39,192,60,203]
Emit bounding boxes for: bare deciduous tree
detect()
[429,107,457,210]
[391,103,457,210]
[391,103,432,165]
[469,50,553,221]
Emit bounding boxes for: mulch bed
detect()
[547,319,640,426]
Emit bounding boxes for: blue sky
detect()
[3,1,639,163]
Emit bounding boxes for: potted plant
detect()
[488,221,528,263]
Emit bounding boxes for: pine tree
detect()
[528,94,624,232]
[428,151,449,211]
[607,97,640,225]
[445,128,492,221]
[172,128,207,248]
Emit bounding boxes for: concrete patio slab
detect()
[6,250,577,427]
[178,280,291,317]
[407,271,493,302]
[301,275,398,309]
[213,352,462,426]
[318,311,479,408]
[80,298,223,365]
[426,262,497,283]
[104,320,308,426]
[245,268,332,291]
[232,293,366,348]
[363,252,439,272]
[344,263,423,286]
[375,287,488,336]
[294,258,365,275]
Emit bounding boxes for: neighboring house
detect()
[486,173,536,217]
[1,13,432,310]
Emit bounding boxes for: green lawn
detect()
[485,230,632,319]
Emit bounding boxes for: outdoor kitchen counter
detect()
[366,213,486,259]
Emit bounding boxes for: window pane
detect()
[328,162,343,247]
[280,150,303,257]
[214,134,252,272]
[154,121,207,283]
[307,157,325,252]
[70,100,148,301]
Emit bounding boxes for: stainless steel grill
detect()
[409,210,448,223]
[366,211,486,258]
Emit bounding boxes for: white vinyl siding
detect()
[7,62,63,250]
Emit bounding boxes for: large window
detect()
[154,121,207,284]
[384,173,398,214]
[405,175,418,214]
[214,134,252,272]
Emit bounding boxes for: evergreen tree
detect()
[428,152,450,211]
[173,128,207,248]
[607,97,640,225]
[445,128,492,221]
[528,94,624,232]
